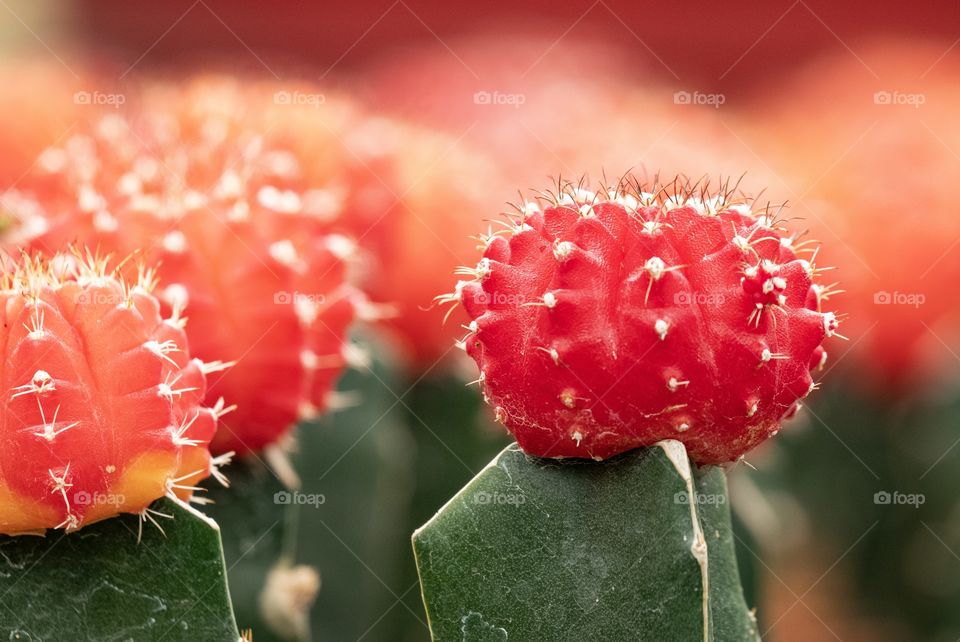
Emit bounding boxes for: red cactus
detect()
[249,78,506,370]
[145,77,509,372]
[4,90,361,455]
[131,77,501,373]
[449,177,840,464]
[0,252,229,535]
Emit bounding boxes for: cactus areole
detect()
[447,177,840,464]
[0,253,231,535]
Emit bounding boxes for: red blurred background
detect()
[3,1,960,639]
[74,0,960,94]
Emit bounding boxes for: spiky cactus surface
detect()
[448,176,840,464]
[0,252,229,535]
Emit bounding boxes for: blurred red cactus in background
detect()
[742,39,960,393]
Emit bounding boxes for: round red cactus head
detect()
[448,175,841,464]
[0,251,229,535]
[4,89,362,456]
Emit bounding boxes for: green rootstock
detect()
[413,442,759,642]
[0,498,240,642]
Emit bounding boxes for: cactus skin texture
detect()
[4,97,361,456]
[450,177,840,464]
[0,253,229,535]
